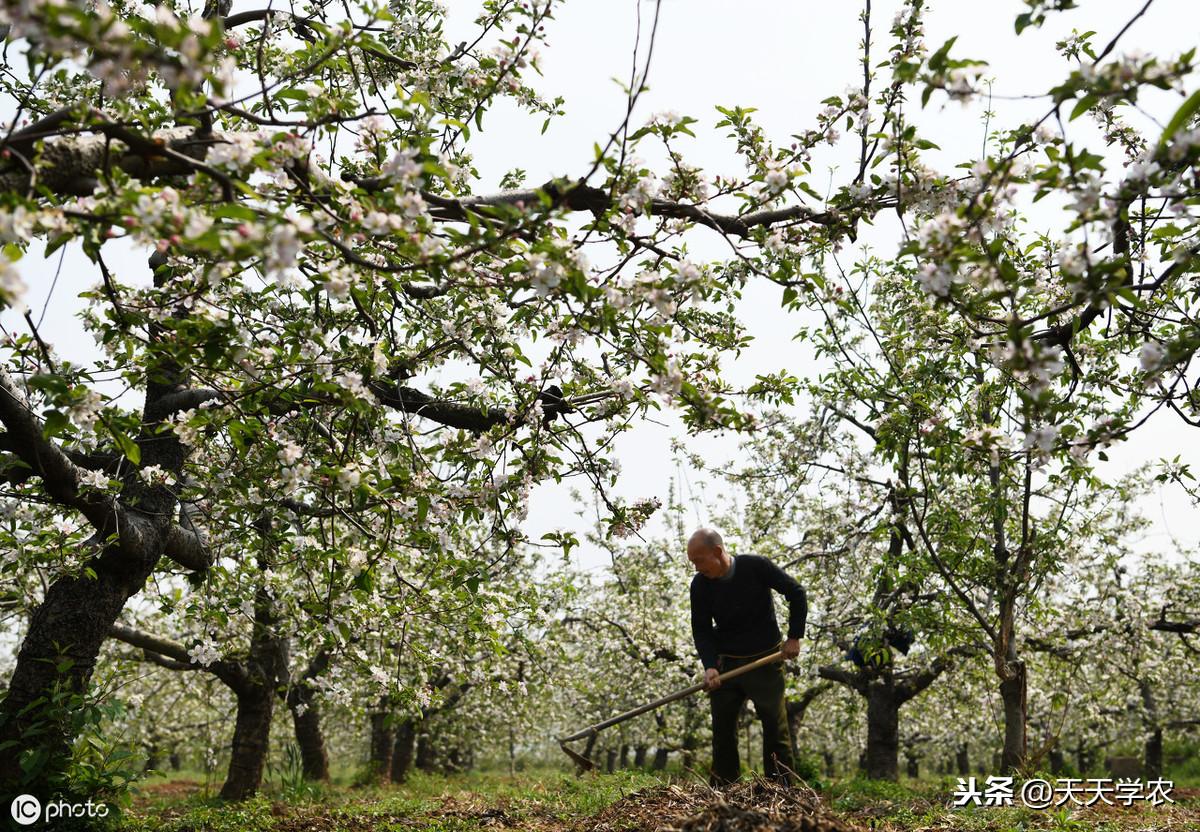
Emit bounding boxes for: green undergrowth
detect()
[117,768,670,832]
[112,768,1199,832]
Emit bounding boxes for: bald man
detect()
[687,528,807,786]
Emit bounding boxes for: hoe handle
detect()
[558,650,785,743]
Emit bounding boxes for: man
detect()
[688,527,807,786]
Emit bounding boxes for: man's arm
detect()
[759,557,807,640]
[690,580,720,671]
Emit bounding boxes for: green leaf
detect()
[1159,87,1200,151]
[42,410,69,439]
[1069,94,1098,121]
[111,430,141,464]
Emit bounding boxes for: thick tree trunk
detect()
[415,730,437,772]
[1074,744,1091,775]
[998,662,1027,772]
[288,651,330,781]
[289,691,329,782]
[220,684,274,801]
[368,707,395,782]
[1049,747,1064,774]
[220,557,287,801]
[957,742,970,776]
[169,752,182,771]
[864,683,900,781]
[633,745,647,768]
[1144,727,1163,779]
[390,718,417,783]
[0,556,153,791]
[906,755,919,779]
[652,748,669,771]
[605,748,617,773]
[823,750,835,778]
[619,743,629,768]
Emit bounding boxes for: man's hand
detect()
[782,638,801,660]
[703,668,721,690]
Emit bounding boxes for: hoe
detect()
[557,649,784,771]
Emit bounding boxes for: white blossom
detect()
[188,638,221,667]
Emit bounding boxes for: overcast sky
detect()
[2,0,1197,579]
[437,0,1200,571]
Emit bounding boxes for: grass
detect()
[105,766,1199,832]
[115,767,669,832]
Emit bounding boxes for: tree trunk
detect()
[390,718,417,783]
[1144,727,1163,780]
[289,690,329,782]
[0,271,202,794]
[652,748,669,771]
[905,755,919,779]
[619,743,629,768]
[144,741,161,774]
[219,683,274,801]
[415,731,437,772]
[169,752,182,771]
[368,706,395,783]
[0,556,154,791]
[823,750,835,778]
[956,742,970,776]
[605,748,617,773]
[221,559,288,801]
[633,745,647,768]
[998,662,1027,772]
[288,650,330,781]
[864,683,900,781]
[1049,747,1064,775]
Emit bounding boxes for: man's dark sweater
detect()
[690,555,807,670]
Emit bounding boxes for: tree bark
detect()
[415,730,437,772]
[289,692,329,782]
[288,650,330,781]
[368,705,395,783]
[390,718,417,783]
[998,661,1027,772]
[633,745,647,768]
[957,742,970,776]
[219,684,275,801]
[905,754,919,779]
[652,748,669,771]
[1144,727,1163,780]
[864,682,900,781]
[0,561,146,789]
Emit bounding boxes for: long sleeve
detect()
[759,557,807,639]
[690,580,720,670]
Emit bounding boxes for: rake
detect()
[557,649,785,771]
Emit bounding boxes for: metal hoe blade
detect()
[559,739,596,772]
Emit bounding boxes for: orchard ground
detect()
[112,767,1200,832]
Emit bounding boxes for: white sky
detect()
[437,0,1200,571]
[3,0,1198,581]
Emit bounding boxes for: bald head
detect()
[688,528,724,552]
[687,527,731,579]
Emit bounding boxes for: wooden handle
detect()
[558,650,785,743]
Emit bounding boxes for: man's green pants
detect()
[708,650,795,786]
